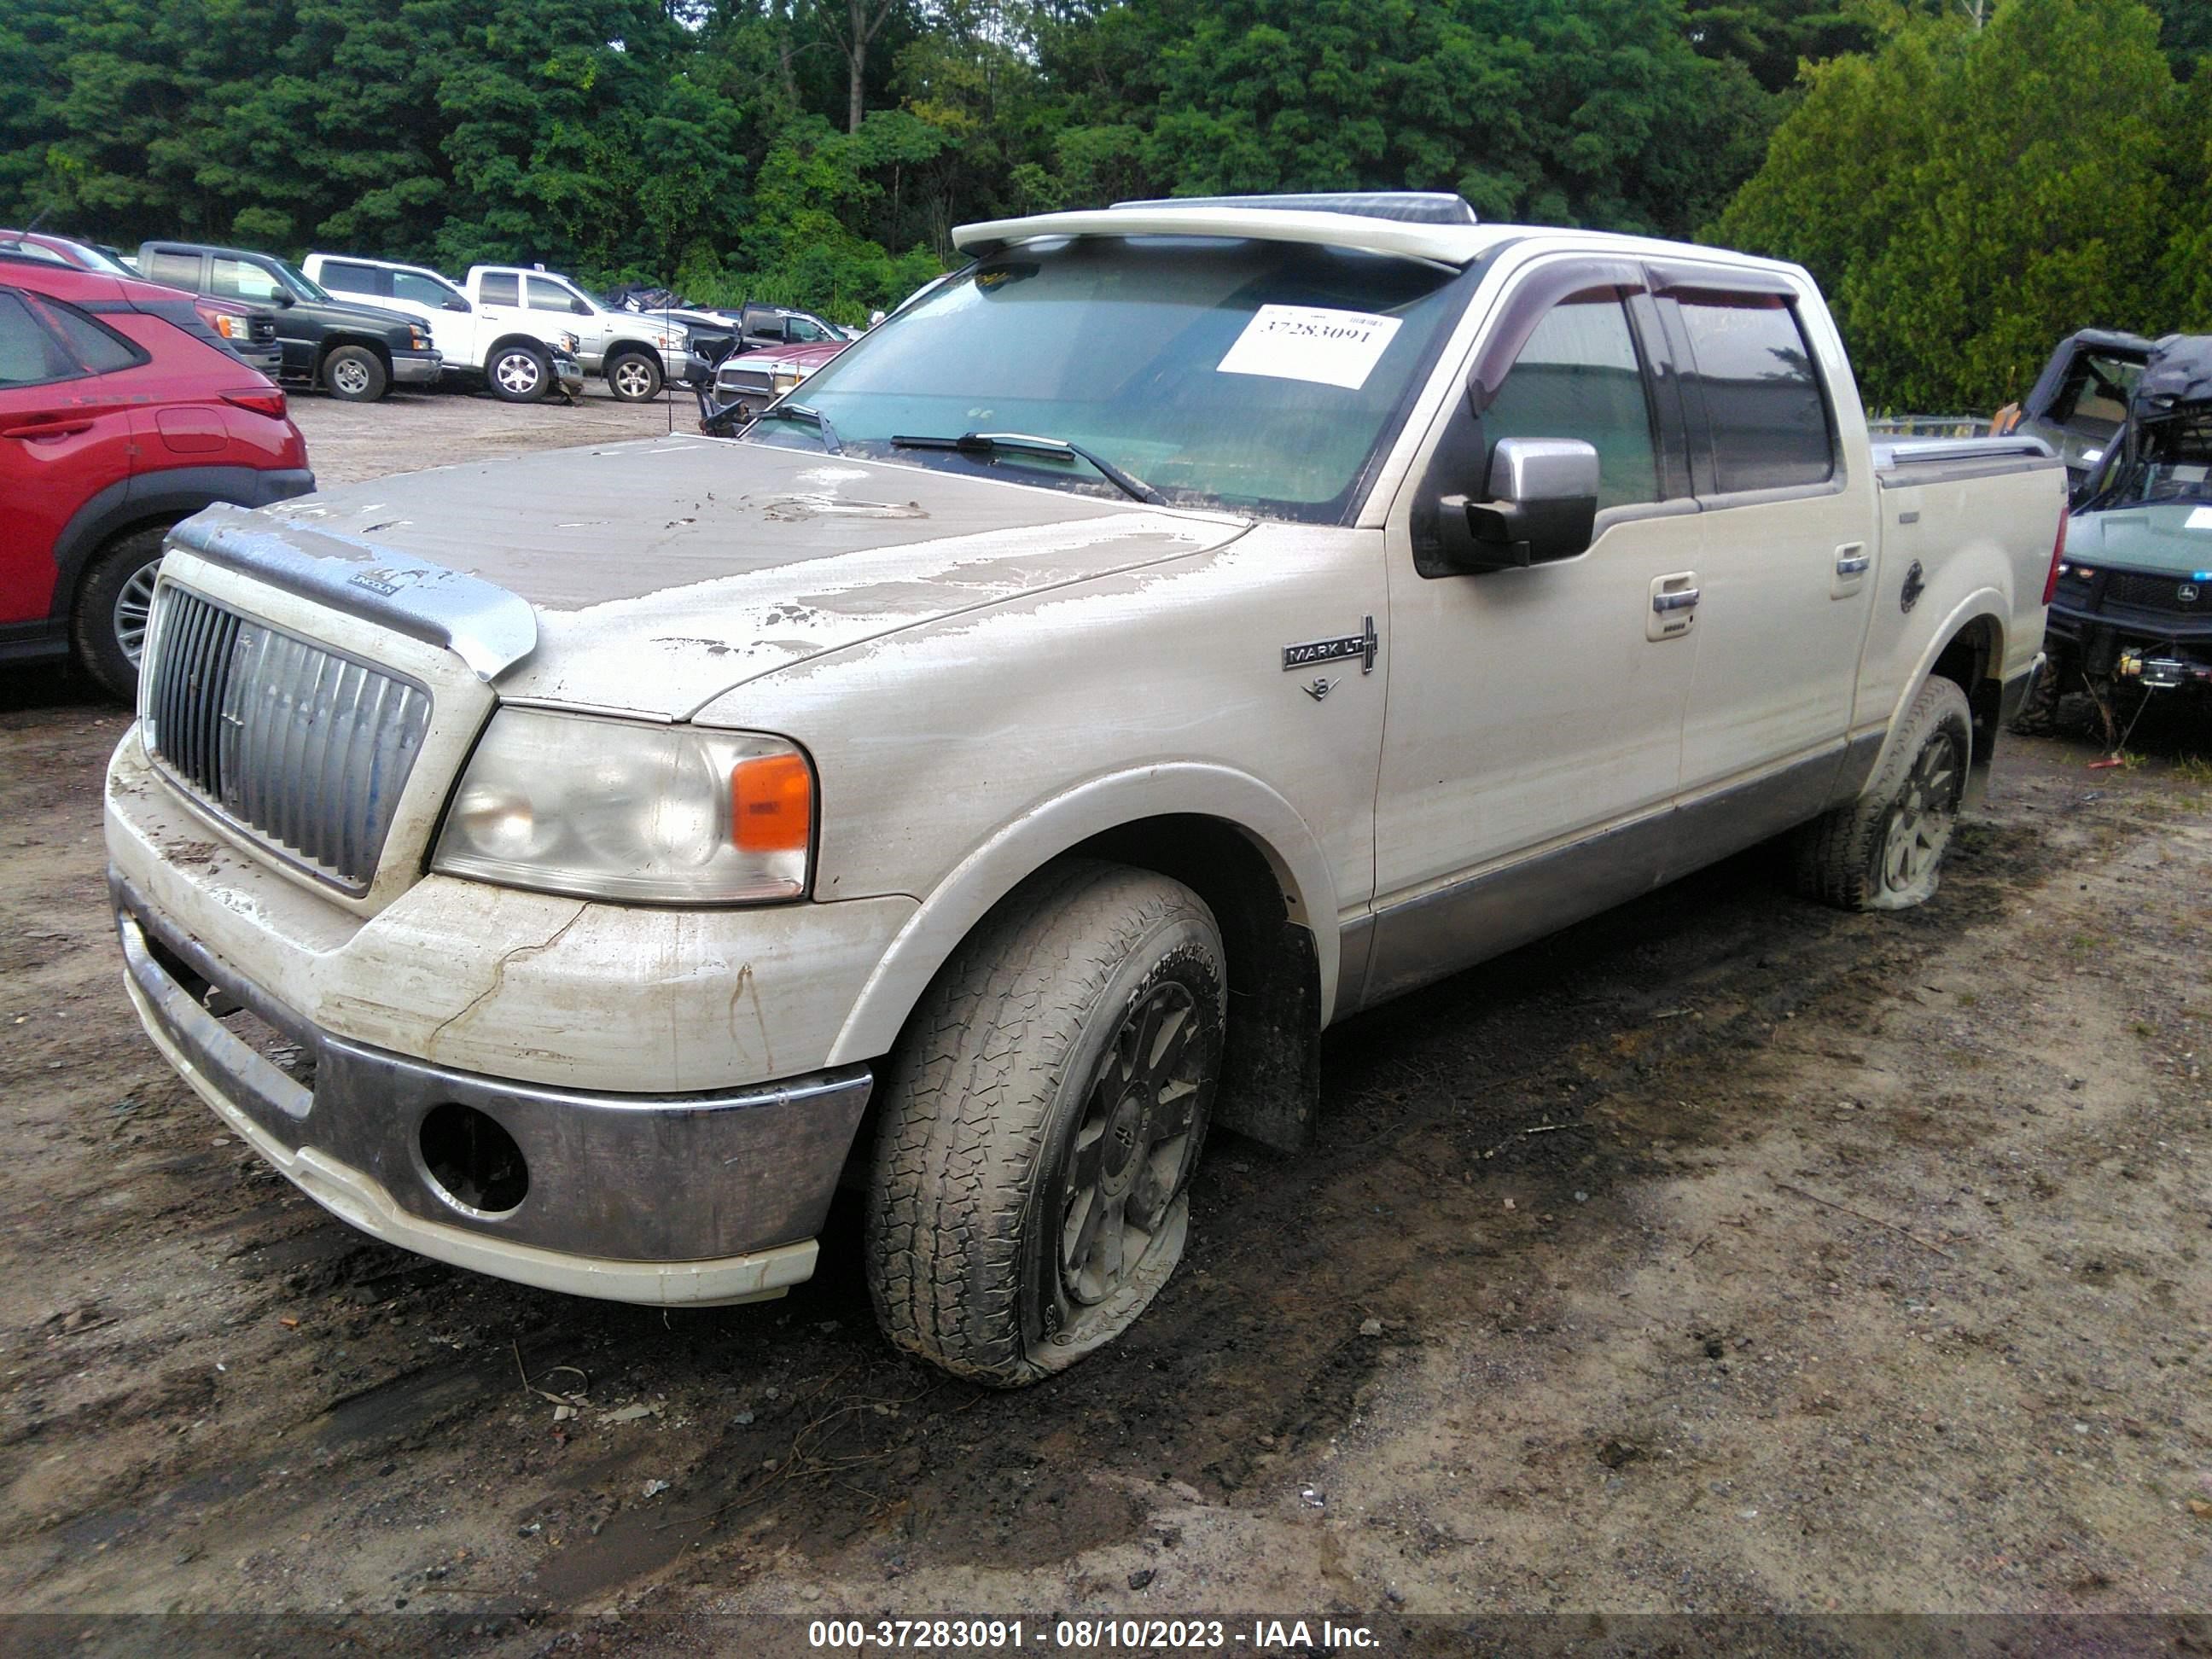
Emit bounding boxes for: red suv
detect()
[0,254,312,700]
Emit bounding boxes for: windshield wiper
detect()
[890,431,1163,505]
[750,402,841,454]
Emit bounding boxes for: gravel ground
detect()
[1,390,2209,1655]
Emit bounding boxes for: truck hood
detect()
[227,437,1250,718]
[2070,501,2212,579]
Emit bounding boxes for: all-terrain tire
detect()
[72,524,169,703]
[321,344,388,402]
[2008,650,2065,736]
[1795,675,1973,911]
[865,859,1225,1388]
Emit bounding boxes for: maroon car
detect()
[0,230,285,377]
[0,253,312,699]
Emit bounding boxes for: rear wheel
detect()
[1795,676,1973,911]
[73,525,169,702]
[605,349,662,402]
[487,344,550,403]
[322,345,387,402]
[865,860,1225,1386]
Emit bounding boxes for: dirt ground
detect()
[3,384,2209,1653]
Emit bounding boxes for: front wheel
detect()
[321,345,388,402]
[486,344,550,403]
[865,860,1225,1386]
[1795,675,1972,911]
[604,350,663,402]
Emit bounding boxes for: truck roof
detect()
[952,194,1804,282]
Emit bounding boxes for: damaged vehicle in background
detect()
[2017,334,2212,735]
[1992,329,2154,495]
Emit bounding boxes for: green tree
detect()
[1714,0,2174,410]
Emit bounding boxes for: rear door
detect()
[1655,267,1878,859]
[0,284,143,626]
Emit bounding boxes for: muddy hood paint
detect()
[224,437,1250,718]
[2069,501,2212,579]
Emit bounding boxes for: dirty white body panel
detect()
[107,212,2064,1304]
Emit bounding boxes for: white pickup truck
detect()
[304,253,700,402]
[108,194,2065,1385]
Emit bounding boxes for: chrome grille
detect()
[142,585,431,894]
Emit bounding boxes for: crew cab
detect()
[136,242,440,402]
[1,230,283,377]
[106,194,2063,1385]
[302,253,586,404]
[458,265,701,401]
[0,256,310,698]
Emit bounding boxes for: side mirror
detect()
[1434,438,1600,573]
[444,297,471,313]
[571,297,592,317]
[272,291,296,308]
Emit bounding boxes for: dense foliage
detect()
[1,0,2208,405]
[1713,0,2203,411]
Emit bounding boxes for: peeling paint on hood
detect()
[239,438,1251,717]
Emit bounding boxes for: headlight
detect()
[431,710,813,904]
[771,364,807,392]
[409,324,432,350]
[559,332,579,353]
[210,313,243,339]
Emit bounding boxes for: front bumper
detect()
[391,349,444,387]
[550,354,585,394]
[114,872,872,1307]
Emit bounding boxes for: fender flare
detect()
[1860,589,2007,792]
[47,466,315,622]
[824,762,1342,1066]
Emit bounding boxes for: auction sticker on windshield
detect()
[1216,305,1403,390]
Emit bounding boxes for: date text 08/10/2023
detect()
[806,1618,1382,1650]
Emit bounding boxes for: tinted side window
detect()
[479,272,519,306]
[210,256,285,304]
[319,261,382,296]
[144,250,201,288]
[525,276,579,311]
[36,297,144,374]
[394,271,460,309]
[0,288,82,386]
[1678,296,1834,493]
[1482,293,1659,512]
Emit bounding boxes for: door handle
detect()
[1651,588,1701,613]
[3,416,95,439]
[1835,549,1871,576]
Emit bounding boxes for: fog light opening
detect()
[419,1103,529,1215]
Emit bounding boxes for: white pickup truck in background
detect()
[304,253,700,402]
[110,194,2065,1386]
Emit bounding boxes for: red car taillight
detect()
[2041,504,2069,606]
[222,387,288,419]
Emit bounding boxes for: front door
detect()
[1363,261,1700,1006]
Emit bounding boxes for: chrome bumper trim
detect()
[113,870,871,1283]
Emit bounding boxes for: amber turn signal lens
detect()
[731,752,812,853]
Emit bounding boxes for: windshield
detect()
[742,236,1473,521]
[2089,408,2212,507]
[273,259,334,303]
